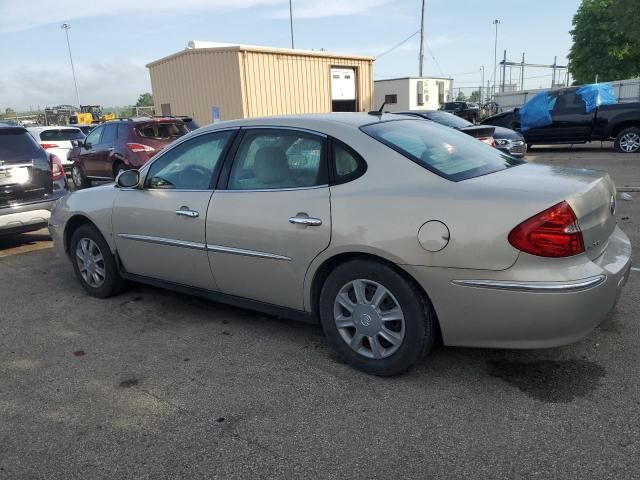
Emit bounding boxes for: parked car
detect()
[400,110,526,157]
[27,126,85,172]
[481,86,640,153]
[399,110,496,148]
[69,117,188,188]
[439,101,478,122]
[50,113,631,376]
[1,126,68,235]
[76,125,95,135]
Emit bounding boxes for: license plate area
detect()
[0,166,32,186]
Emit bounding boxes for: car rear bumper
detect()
[402,226,632,349]
[0,192,66,235]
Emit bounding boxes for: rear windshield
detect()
[442,102,465,109]
[137,122,187,140]
[0,129,43,160]
[424,111,472,129]
[361,119,522,182]
[39,129,85,141]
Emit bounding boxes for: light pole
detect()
[289,0,294,49]
[61,23,80,107]
[419,0,425,77]
[480,65,485,103]
[492,19,500,101]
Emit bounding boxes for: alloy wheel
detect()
[72,166,83,187]
[333,279,405,359]
[619,133,640,153]
[75,237,106,288]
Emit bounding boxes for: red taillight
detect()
[126,142,155,153]
[479,137,496,148]
[41,143,59,150]
[50,154,65,181]
[508,201,585,258]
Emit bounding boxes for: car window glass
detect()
[0,130,42,159]
[228,131,325,190]
[39,129,85,141]
[118,123,130,140]
[138,122,187,140]
[101,124,117,144]
[362,119,522,182]
[144,131,233,190]
[85,127,102,146]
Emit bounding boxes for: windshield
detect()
[39,129,85,141]
[361,119,522,182]
[442,102,464,110]
[424,111,473,129]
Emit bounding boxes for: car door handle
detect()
[176,208,199,218]
[289,214,322,226]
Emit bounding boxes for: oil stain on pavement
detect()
[486,359,606,403]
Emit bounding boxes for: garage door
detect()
[331,68,356,100]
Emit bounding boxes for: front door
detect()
[206,128,331,310]
[112,130,236,290]
[526,90,592,143]
[80,125,104,177]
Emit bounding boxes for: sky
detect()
[0,0,582,111]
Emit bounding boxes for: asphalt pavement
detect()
[0,146,639,479]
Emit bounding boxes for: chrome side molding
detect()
[206,244,292,261]
[451,275,606,293]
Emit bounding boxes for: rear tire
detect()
[614,127,640,153]
[319,259,435,376]
[71,164,90,189]
[70,224,126,298]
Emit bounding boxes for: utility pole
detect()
[501,49,507,93]
[61,23,80,107]
[419,0,425,77]
[492,19,500,101]
[289,0,294,49]
[520,52,525,91]
[480,65,485,103]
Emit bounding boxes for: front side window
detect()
[144,131,233,190]
[361,119,522,182]
[228,130,326,190]
[85,126,102,146]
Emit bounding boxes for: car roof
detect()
[27,126,81,132]
[200,112,411,132]
[0,126,28,133]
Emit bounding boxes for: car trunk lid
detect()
[459,125,496,139]
[466,163,617,261]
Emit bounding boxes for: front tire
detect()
[70,224,126,298]
[319,259,435,376]
[614,127,640,153]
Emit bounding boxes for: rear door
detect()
[206,128,331,310]
[112,129,236,289]
[527,91,592,142]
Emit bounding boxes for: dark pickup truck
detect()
[481,86,640,153]
[439,101,479,123]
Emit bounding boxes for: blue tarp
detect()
[576,83,617,112]
[519,91,552,132]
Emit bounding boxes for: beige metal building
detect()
[146,42,375,125]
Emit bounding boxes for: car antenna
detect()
[368,101,387,116]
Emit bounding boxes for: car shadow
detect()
[0,230,52,253]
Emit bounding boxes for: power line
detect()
[424,41,444,76]
[376,30,421,59]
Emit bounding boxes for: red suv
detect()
[70,118,188,188]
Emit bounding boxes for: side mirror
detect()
[84,140,91,149]
[116,169,140,188]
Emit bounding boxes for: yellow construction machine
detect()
[69,105,116,125]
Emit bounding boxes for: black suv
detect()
[0,126,68,235]
[439,101,478,122]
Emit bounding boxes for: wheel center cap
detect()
[353,306,381,335]
[359,313,372,327]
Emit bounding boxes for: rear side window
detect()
[138,122,187,140]
[118,123,131,139]
[0,130,42,160]
[332,140,367,184]
[39,129,85,141]
[361,119,522,182]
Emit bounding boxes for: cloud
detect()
[0,0,283,33]
[0,60,151,110]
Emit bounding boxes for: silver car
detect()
[49,114,632,376]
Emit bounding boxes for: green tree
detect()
[455,91,467,101]
[135,93,154,107]
[468,90,481,102]
[568,0,640,84]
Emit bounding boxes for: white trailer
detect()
[374,77,454,112]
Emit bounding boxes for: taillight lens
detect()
[126,142,155,153]
[50,154,65,181]
[479,136,496,147]
[41,143,59,150]
[508,201,585,257]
